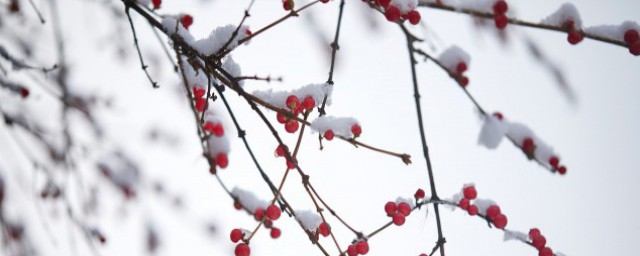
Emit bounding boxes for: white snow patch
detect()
[192,25,251,56]
[478,115,508,149]
[391,0,418,14]
[252,83,332,110]
[438,45,470,73]
[231,187,269,212]
[295,210,323,233]
[310,116,359,137]
[503,229,528,242]
[162,17,196,45]
[585,21,640,42]
[541,3,583,28]
[222,56,243,87]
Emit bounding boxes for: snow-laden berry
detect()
[285,120,299,133]
[230,229,244,243]
[356,241,369,255]
[458,198,470,210]
[492,213,508,229]
[456,62,467,74]
[414,188,425,200]
[324,130,335,140]
[624,29,640,44]
[351,124,362,137]
[384,201,397,216]
[378,0,391,8]
[254,208,265,221]
[392,212,406,226]
[397,202,411,216]
[493,1,508,14]
[266,205,281,221]
[466,204,478,216]
[548,156,559,168]
[216,153,228,168]
[486,205,501,219]
[270,227,281,239]
[180,15,193,30]
[235,243,251,256]
[152,0,161,9]
[318,222,331,237]
[407,11,421,25]
[529,228,541,239]
[463,186,477,200]
[301,96,316,111]
[193,87,206,98]
[532,235,547,250]
[286,95,300,110]
[567,30,584,45]
[385,6,401,22]
[283,0,294,11]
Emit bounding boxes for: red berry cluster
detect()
[193,87,207,112]
[282,0,294,11]
[151,0,161,10]
[547,155,567,175]
[347,240,370,256]
[454,61,470,87]
[277,95,315,134]
[458,185,508,229]
[493,1,509,29]
[529,228,554,256]
[624,29,640,56]
[230,205,283,254]
[372,0,421,25]
[274,144,298,169]
[180,14,194,30]
[562,19,584,45]
[384,201,412,226]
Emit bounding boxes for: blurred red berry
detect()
[230,229,243,243]
[392,212,406,226]
[235,243,251,256]
[266,205,281,221]
[385,6,401,22]
[270,227,281,239]
[463,186,477,200]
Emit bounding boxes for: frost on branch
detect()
[438,45,471,74]
[230,187,268,213]
[252,83,332,110]
[541,3,583,28]
[295,210,323,234]
[503,229,528,242]
[586,21,640,42]
[222,56,244,86]
[310,116,360,137]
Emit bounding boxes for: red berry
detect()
[567,30,584,45]
[270,227,281,239]
[466,204,478,216]
[356,241,369,255]
[456,62,467,74]
[392,212,406,226]
[397,202,411,216]
[463,186,477,200]
[8,0,19,13]
[283,0,294,11]
[204,122,224,137]
[378,0,391,8]
[180,15,193,30]
[458,198,470,210]
[230,229,244,243]
[522,137,535,154]
[539,247,553,256]
[414,188,426,199]
[286,95,300,110]
[492,213,508,229]
[532,235,547,250]
[528,228,541,239]
[385,6,401,22]
[494,14,508,29]
[624,29,640,44]
[193,87,206,98]
[216,153,228,168]
[320,0,329,3]
[493,112,504,120]
[195,98,207,112]
[275,145,288,157]
[235,243,251,256]
[562,19,575,30]
[285,120,299,133]
[347,245,358,256]
[276,112,288,124]
[324,130,335,140]
[557,165,567,175]
[318,222,331,237]
[384,201,397,216]
[301,96,316,111]
[20,87,29,98]
[407,10,421,25]
[266,205,281,221]
[254,208,265,221]
[152,0,161,9]
[486,205,501,219]
[492,0,508,14]
[351,124,362,137]
[264,219,273,229]
[548,156,560,168]
[629,41,640,56]
[234,201,243,210]
[286,157,297,169]
[459,76,469,87]
[245,29,252,36]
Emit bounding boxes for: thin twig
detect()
[125,6,159,88]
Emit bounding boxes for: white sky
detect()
[1,0,640,256]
